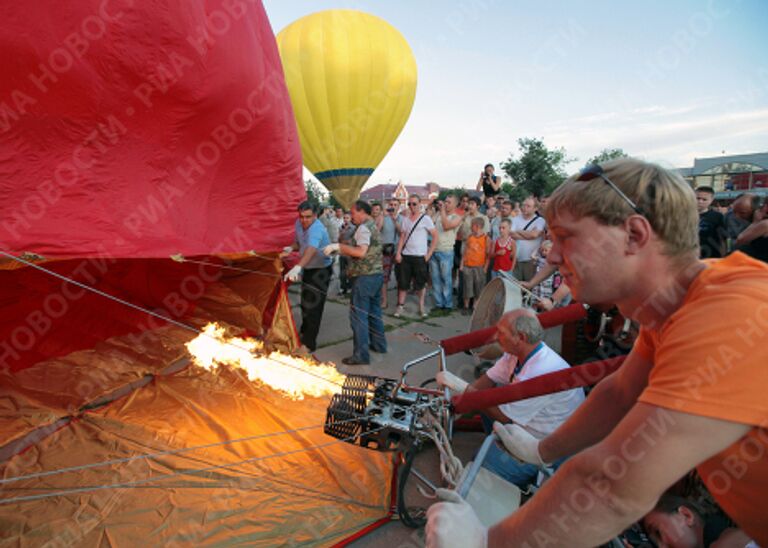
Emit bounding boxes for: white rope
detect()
[0,424,387,506]
[0,415,365,485]
[425,417,463,491]
[0,250,345,388]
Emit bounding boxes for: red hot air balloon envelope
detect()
[0,2,391,544]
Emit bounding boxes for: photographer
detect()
[476,163,502,200]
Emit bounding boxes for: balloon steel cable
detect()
[0,414,366,486]
[0,424,388,506]
[0,250,344,388]
[178,254,427,344]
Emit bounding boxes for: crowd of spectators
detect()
[285,171,766,363]
[696,187,768,262]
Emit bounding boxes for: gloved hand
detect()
[435,371,469,393]
[323,243,340,256]
[284,265,302,282]
[426,488,487,548]
[493,421,548,467]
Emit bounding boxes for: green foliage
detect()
[500,138,574,199]
[304,179,327,205]
[587,148,629,166]
[327,193,343,209]
[499,182,528,203]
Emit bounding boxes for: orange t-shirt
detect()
[634,252,768,544]
[463,234,489,267]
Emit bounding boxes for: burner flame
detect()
[186,323,345,400]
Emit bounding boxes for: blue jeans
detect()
[350,273,387,363]
[478,414,566,488]
[430,251,454,309]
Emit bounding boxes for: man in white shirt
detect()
[510,196,546,281]
[437,308,584,487]
[395,194,438,317]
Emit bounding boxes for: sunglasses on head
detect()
[576,164,645,216]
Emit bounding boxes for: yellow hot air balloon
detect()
[277,10,417,208]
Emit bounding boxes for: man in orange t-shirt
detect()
[426,158,768,547]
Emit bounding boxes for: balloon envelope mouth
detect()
[315,168,375,180]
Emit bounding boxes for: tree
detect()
[303,179,327,205]
[500,138,574,199]
[587,148,629,166]
[499,182,528,204]
[327,192,344,209]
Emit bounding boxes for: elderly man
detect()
[509,196,546,281]
[283,201,332,353]
[735,195,768,262]
[324,200,386,365]
[426,158,768,547]
[437,309,584,487]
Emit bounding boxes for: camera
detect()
[387,207,395,213]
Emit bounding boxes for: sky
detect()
[263,0,768,190]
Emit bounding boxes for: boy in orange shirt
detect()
[460,217,491,314]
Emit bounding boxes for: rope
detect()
[0,415,365,485]
[0,250,345,388]
[0,424,387,506]
[428,419,464,490]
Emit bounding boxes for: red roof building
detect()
[359,181,441,205]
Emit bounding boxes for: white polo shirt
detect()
[485,343,584,438]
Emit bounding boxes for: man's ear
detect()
[677,505,696,527]
[625,215,652,254]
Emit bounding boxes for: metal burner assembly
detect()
[324,374,435,451]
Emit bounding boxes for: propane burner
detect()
[324,374,433,451]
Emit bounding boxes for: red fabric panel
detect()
[440,303,587,355]
[0,0,303,258]
[0,259,208,373]
[451,355,626,413]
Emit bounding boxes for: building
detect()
[359,181,442,207]
[678,152,768,200]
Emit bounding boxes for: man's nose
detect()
[547,244,562,265]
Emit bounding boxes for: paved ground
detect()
[288,281,491,547]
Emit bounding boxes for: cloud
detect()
[541,104,768,166]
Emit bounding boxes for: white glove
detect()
[493,421,548,467]
[323,243,340,256]
[283,265,302,282]
[426,488,487,548]
[435,371,469,393]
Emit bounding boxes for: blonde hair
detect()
[546,158,699,258]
